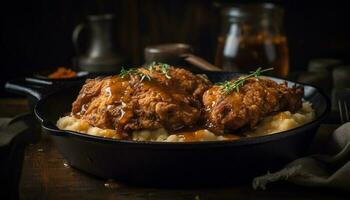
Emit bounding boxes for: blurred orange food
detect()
[48,67,77,79]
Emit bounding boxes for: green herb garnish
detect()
[119,63,173,82]
[119,67,135,78]
[217,67,273,95]
[160,63,171,79]
[119,67,151,81]
[147,62,157,71]
[146,62,171,79]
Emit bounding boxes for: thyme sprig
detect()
[119,67,151,82]
[146,62,157,71]
[160,63,171,79]
[217,67,273,95]
[119,62,172,82]
[147,62,171,79]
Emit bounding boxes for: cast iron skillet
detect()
[5,72,330,187]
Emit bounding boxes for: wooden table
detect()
[1,98,348,200]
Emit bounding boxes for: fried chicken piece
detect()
[203,77,303,134]
[71,65,212,135]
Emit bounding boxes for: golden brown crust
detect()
[203,77,303,134]
[71,66,212,135]
[71,67,304,136]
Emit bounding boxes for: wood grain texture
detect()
[0,98,30,117]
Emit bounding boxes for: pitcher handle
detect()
[72,23,85,56]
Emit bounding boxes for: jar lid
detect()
[222,3,283,20]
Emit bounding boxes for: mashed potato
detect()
[57,102,315,142]
[245,101,315,137]
[56,116,121,139]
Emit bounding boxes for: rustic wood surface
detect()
[0,98,30,117]
[1,98,348,200]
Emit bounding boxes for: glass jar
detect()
[215,3,289,77]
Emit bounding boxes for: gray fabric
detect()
[0,118,11,129]
[253,122,350,191]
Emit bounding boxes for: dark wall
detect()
[284,1,349,70]
[1,0,349,95]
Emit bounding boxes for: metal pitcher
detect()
[73,14,123,73]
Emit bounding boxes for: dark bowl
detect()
[33,66,89,82]
[7,67,90,111]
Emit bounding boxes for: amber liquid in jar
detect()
[215,34,289,77]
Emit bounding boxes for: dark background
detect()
[1,0,349,95]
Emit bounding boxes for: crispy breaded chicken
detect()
[203,77,303,134]
[71,65,211,135]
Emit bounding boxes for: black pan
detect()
[5,72,330,187]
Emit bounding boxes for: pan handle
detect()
[5,78,54,100]
[180,53,222,72]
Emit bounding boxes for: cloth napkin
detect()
[253,122,350,191]
[0,118,11,129]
